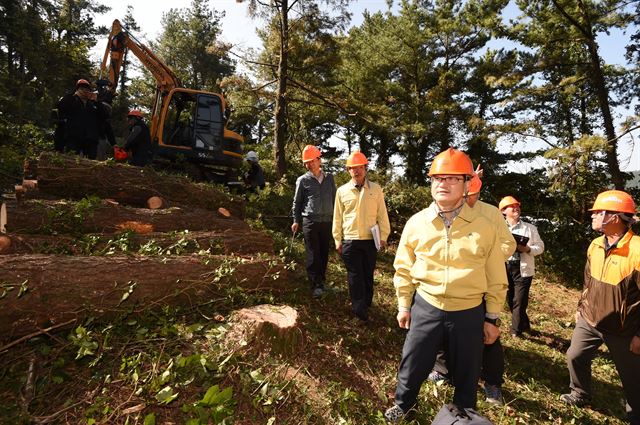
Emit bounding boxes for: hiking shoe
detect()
[484,384,504,405]
[560,393,589,407]
[384,404,406,423]
[427,370,450,384]
[312,287,324,298]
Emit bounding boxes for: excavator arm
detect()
[101,19,179,96]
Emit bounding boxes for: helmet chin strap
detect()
[595,213,619,232]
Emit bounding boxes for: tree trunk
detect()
[33,153,245,217]
[0,254,288,342]
[585,38,624,189]
[4,199,251,235]
[273,0,289,178]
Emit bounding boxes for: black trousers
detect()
[566,317,640,424]
[433,337,504,387]
[341,239,377,319]
[506,261,533,334]
[302,219,332,289]
[66,137,98,160]
[394,296,484,411]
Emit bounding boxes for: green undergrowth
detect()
[0,229,630,424]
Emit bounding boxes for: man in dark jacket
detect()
[291,145,337,298]
[56,79,107,159]
[123,110,152,167]
[561,190,640,425]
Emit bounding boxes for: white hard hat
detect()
[245,151,258,162]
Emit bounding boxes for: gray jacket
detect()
[292,171,336,223]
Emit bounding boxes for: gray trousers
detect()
[394,295,484,411]
[566,316,640,424]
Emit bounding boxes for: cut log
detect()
[22,179,38,191]
[217,207,231,218]
[33,152,245,217]
[146,196,165,210]
[0,254,288,342]
[226,305,302,356]
[5,199,252,235]
[0,235,11,254]
[2,229,273,256]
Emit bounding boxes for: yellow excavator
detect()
[99,19,244,182]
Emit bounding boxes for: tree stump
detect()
[226,305,303,356]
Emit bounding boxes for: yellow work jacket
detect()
[393,203,508,314]
[332,179,390,247]
[474,200,516,261]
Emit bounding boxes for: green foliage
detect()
[69,326,99,360]
[42,196,102,236]
[153,0,234,93]
[182,385,235,424]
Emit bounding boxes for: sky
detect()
[93,0,639,173]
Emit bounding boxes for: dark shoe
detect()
[524,328,541,337]
[510,331,522,338]
[484,384,504,405]
[384,405,406,423]
[427,370,451,384]
[560,393,589,407]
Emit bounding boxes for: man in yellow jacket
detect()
[332,151,390,323]
[428,173,516,405]
[384,148,508,423]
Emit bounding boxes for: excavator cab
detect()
[155,89,242,180]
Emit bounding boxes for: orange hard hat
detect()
[114,146,129,161]
[76,79,91,88]
[588,190,637,214]
[428,148,474,176]
[127,109,144,119]
[499,196,520,211]
[302,145,321,163]
[346,151,368,167]
[468,174,482,195]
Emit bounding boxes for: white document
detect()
[0,202,6,234]
[371,223,381,251]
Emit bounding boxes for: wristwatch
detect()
[484,317,501,327]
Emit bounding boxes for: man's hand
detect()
[474,164,484,179]
[380,240,387,251]
[484,322,500,345]
[397,311,411,329]
[336,243,342,255]
[516,244,530,253]
[291,222,299,233]
[630,335,640,355]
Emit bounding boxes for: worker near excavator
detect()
[385,148,508,423]
[291,145,337,298]
[55,79,109,159]
[561,190,640,425]
[244,151,265,192]
[123,109,152,167]
[332,151,390,323]
[427,172,516,406]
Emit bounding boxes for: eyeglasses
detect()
[592,210,616,217]
[430,176,464,185]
